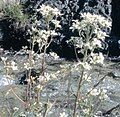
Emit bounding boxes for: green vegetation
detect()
[0,0,28,22]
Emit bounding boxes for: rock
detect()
[0,75,14,87]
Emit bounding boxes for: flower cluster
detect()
[60,112,68,117]
[35,30,58,44]
[89,88,109,100]
[81,12,111,28]
[70,12,111,41]
[71,13,111,30]
[1,57,18,71]
[49,52,59,60]
[90,88,100,96]
[69,12,111,67]
[90,52,104,65]
[73,61,92,72]
[37,4,61,17]
[51,19,61,28]
[30,4,62,52]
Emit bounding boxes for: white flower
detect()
[96,30,108,40]
[50,73,57,79]
[38,75,45,82]
[24,63,31,70]
[99,89,109,100]
[38,72,51,83]
[70,20,80,30]
[83,62,91,70]
[60,112,68,117]
[90,89,100,96]
[81,13,111,28]
[94,115,100,117]
[50,30,58,36]
[83,108,90,114]
[90,53,104,65]
[19,113,26,117]
[52,20,61,28]
[44,72,51,81]
[39,30,50,39]
[24,63,28,70]
[75,62,91,70]
[37,30,58,43]
[1,57,7,61]
[37,4,61,17]
[92,38,102,48]
[11,65,18,71]
[49,52,59,60]
[71,13,111,43]
[31,26,37,32]
[84,42,93,50]
[13,107,19,111]
[83,72,91,82]
[81,12,96,23]
[97,53,104,64]
[36,113,42,117]
[36,84,43,91]
[11,61,18,70]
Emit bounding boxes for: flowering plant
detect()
[69,12,111,117]
[0,4,113,117]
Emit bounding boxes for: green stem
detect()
[73,29,90,117]
[73,69,84,117]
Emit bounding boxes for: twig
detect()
[73,70,84,117]
[102,104,120,116]
[86,74,107,96]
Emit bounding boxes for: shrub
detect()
[0,3,112,117]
